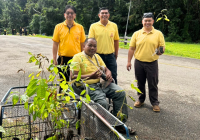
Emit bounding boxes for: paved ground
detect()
[0,35,200,140]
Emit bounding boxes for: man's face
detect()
[64,8,76,22]
[98,10,110,22]
[84,39,97,57]
[142,17,154,29]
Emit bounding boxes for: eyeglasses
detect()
[65,12,74,15]
[143,12,154,18]
[100,12,109,15]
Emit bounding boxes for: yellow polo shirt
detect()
[52,21,86,57]
[88,21,120,54]
[130,27,165,62]
[71,52,106,84]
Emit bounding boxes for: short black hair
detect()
[64,5,76,13]
[142,12,154,19]
[99,7,109,14]
[84,38,97,45]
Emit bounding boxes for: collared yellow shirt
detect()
[52,21,86,57]
[88,21,120,54]
[129,27,165,62]
[71,52,106,84]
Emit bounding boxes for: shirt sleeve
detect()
[88,24,95,38]
[159,32,165,47]
[80,26,86,43]
[52,25,60,43]
[129,32,137,48]
[114,24,120,40]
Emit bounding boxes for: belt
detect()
[97,53,114,55]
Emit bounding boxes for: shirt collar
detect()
[98,20,110,26]
[63,20,76,26]
[83,51,94,59]
[142,26,155,34]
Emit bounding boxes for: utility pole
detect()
[33,8,41,35]
[124,0,131,45]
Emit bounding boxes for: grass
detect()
[119,42,200,59]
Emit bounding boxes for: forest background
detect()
[0,0,200,43]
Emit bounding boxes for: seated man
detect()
[70,38,135,135]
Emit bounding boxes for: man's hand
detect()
[127,62,132,71]
[53,59,58,65]
[115,54,118,60]
[105,70,112,81]
[156,46,165,55]
[90,70,102,79]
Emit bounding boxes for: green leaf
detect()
[86,94,91,102]
[28,56,36,63]
[24,102,29,110]
[28,73,34,77]
[29,104,34,115]
[26,79,38,97]
[89,87,95,91]
[164,18,170,21]
[12,95,19,106]
[33,112,37,121]
[76,68,81,82]
[51,59,54,64]
[60,81,68,90]
[40,104,45,113]
[69,92,76,100]
[128,95,135,102]
[80,90,86,95]
[85,84,89,87]
[69,85,74,93]
[37,79,48,98]
[65,96,70,102]
[0,126,5,133]
[124,103,133,109]
[54,67,59,74]
[76,101,82,109]
[59,72,66,81]
[28,52,33,55]
[76,120,80,129]
[67,59,73,64]
[43,111,48,119]
[156,17,162,22]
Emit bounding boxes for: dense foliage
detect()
[0,0,200,42]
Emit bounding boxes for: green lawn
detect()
[119,42,200,59]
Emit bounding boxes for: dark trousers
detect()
[97,53,118,84]
[134,59,159,105]
[57,56,73,81]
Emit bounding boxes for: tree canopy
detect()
[0,0,200,42]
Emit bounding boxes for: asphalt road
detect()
[0,35,200,140]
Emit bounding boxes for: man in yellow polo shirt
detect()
[52,5,86,82]
[127,12,165,112]
[88,7,119,84]
[71,38,136,135]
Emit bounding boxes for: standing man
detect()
[52,5,86,82]
[127,12,165,112]
[4,29,6,35]
[88,7,119,84]
[19,27,22,36]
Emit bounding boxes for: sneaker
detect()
[134,101,144,108]
[153,105,160,112]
